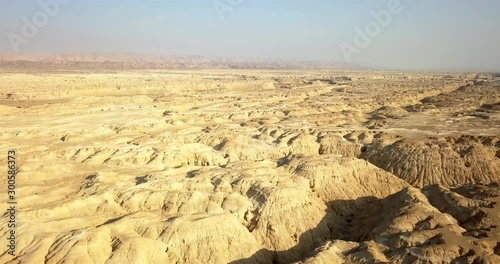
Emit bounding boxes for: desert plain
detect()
[0,69,499,263]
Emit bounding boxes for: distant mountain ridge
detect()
[0,52,366,70]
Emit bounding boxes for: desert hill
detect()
[0,70,498,263]
[0,52,364,70]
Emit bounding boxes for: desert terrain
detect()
[0,68,499,263]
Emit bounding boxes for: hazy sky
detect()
[0,0,499,71]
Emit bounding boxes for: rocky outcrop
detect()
[362,136,500,187]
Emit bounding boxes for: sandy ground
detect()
[0,70,498,263]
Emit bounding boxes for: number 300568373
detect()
[7,150,17,201]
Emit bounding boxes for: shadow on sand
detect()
[229,196,378,264]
